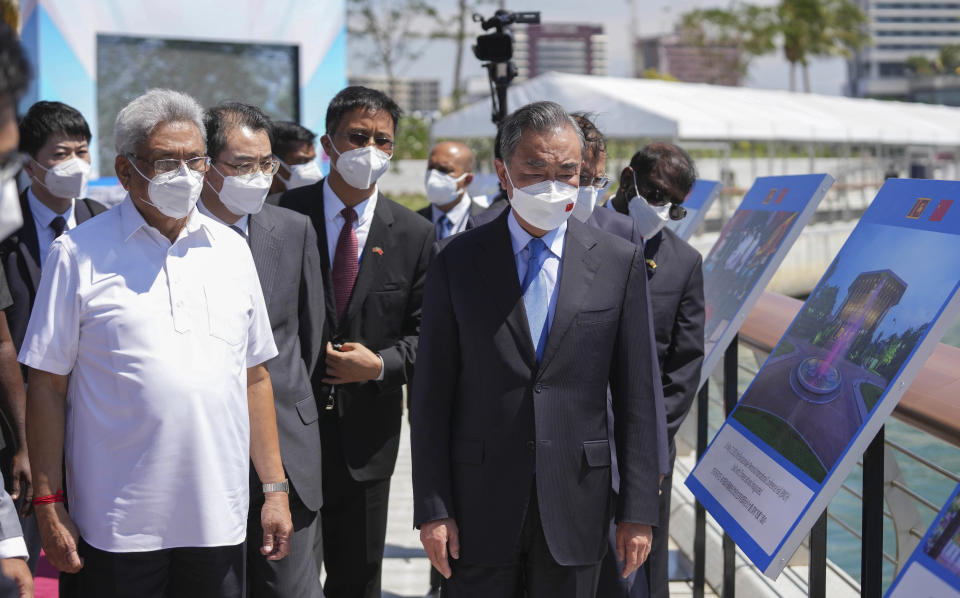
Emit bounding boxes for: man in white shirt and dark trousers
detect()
[199,101,326,598]
[20,89,293,598]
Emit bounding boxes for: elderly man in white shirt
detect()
[21,88,293,598]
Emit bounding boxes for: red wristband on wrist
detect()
[32,490,64,506]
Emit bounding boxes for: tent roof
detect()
[431,72,960,147]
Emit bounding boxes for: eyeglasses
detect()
[345,132,395,150]
[129,155,210,175]
[579,174,610,190]
[637,183,674,207]
[216,158,280,177]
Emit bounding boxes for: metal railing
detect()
[684,293,960,597]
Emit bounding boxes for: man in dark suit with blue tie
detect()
[198,102,326,598]
[605,143,706,598]
[411,101,662,598]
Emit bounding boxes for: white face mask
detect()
[129,159,203,219]
[0,178,22,241]
[504,167,577,231]
[279,159,323,189]
[327,136,391,190]
[32,157,90,199]
[628,170,672,238]
[425,169,467,205]
[207,165,272,216]
[572,186,600,222]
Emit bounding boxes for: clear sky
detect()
[347,0,849,97]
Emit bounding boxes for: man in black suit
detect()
[265,121,321,204]
[411,101,661,598]
[198,102,326,598]
[418,141,485,240]
[0,100,105,573]
[280,86,433,598]
[604,143,706,598]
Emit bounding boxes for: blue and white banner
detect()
[688,179,960,578]
[888,480,960,597]
[699,174,833,388]
[666,178,723,240]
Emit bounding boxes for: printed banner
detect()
[666,179,723,240]
[688,179,960,578]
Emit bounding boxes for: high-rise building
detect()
[348,75,441,115]
[511,23,607,81]
[634,34,743,86]
[850,0,960,99]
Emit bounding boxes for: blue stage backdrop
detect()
[688,179,960,579]
[17,0,346,179]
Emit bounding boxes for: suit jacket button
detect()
[534,383,543,393]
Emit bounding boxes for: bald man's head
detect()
[429,141,475,175]
[426,141,476,209]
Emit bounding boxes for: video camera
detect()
[471,10,540,126]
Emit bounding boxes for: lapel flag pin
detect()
[372,246,384,255]
[646,259,657,270]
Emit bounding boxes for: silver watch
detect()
[262,479,289,494]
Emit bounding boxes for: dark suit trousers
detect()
[318,414,391,598]
[75,538,244,598]
[247,483,324,598]
[443,485,602,598]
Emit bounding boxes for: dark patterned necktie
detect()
[50,216,67,237]
[332,207,359,321]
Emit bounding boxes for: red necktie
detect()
[332,207,359,321]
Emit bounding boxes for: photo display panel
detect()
[687,179,960,578]
[887,479,960,598]
[666,179,723,241]
[699,174,834,388]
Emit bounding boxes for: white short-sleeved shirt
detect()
[18,196,278,553]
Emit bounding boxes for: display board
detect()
[687,179,960,578]
[699,174,834,388]
[666,179,723,240]
[888,480,960,597]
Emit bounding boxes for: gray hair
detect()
[498,101,585,164]
[114,88,206,156]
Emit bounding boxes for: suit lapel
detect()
[248,210,282,305]
[75,198,93,224]
[539,219,600,371]
[342,193,393,326]
[313,183,338,332]
[17,192,42,292]
[474,212,538,370]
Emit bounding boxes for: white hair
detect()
[114,88,206,156]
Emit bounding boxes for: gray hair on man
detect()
[114,88,206,157]
[498,101,585,164]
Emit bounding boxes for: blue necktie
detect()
[437,214,453,240]
[522,238,550,361]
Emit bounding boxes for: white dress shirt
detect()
[19,196,278,552]
[198,198,249,236]
[323,178,377,266]
[507,210,566,333]
[27,188,76,269]
[430,192,472,239]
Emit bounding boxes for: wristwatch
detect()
[262,479,289,494]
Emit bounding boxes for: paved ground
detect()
[379,419,714,597]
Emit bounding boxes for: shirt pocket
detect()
[204,283,247,346]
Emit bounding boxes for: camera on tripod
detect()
[471,10,541,126]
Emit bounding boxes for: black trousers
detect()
[318,415,391,598]
[246,482,324,598]
[75,538,245,598]
[442,487,602,598]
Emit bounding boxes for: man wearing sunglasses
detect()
[606,143,705,598]
[281,86,433,598]
[198,102,325,598]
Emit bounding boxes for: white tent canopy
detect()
[431,72,960,147]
